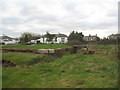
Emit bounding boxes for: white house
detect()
[33,33,68,44]
[0,35,19,45]
[83,34,98,41]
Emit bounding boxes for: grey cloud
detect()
[20,5,59,23]
[2,17,24,25]
[0,1,7,12]
[63,2,76,11]
[20,6,41,16]
[107,10,118,18]
[27,15,59,24]
[1,0,118,38]
[74,19,117,30]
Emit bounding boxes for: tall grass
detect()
[89,44,118,59]
[2,52,55,65]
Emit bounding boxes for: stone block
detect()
[48,49,55,53]
[37,49,49,54]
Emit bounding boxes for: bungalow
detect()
[33,33,68,44]
[0,35,19,45]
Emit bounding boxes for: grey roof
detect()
[41,33,67,38]
[84,35,97,38]
[56,34,67,37]
[0,36,13,40]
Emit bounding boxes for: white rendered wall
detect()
[37,37,68,43]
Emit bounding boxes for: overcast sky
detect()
[0,0,119,38]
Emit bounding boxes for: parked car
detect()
[25,42,33,45]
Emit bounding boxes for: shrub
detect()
[43,55,55,63]
[27,56,41,65]
[27,55,55,65]
[68,40,81,45]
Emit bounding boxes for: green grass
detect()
[90,44,117,50]
[89,44,118,59]
[2,44,71,49]
[2,48,118,88]
[2,52,55,65]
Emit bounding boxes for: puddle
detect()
[2,60,16,67]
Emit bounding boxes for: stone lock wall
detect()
[1,46,80,57]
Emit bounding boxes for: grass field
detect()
[2,52,55,65]
[2,44,118,88]
[2,43,71,49]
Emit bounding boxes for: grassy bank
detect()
[89,44,118,59]
[2,52,55,65]
[2,44,71,49]
[2,50,118,88]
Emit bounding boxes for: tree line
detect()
[98,37,119,45]
[19,31,86,44]
[19,31,119,45]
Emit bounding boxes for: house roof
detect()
[41,33,67,38]
[56,33,67,37]
[0,35,13,40]
[84,35,97,38]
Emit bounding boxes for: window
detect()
[61,38,65,43]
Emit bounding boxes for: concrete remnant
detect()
[37,49,55,54]
[37,49,49,54]
[48,49,55,54]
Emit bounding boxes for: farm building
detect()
[35,33,68,44]
[0,35,19,45]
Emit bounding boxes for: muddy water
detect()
[2,60,16,67]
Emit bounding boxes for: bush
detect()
[27,55,55,65]
[27,56,41,65]
[43,55,55,63]
[68,40,81,45]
